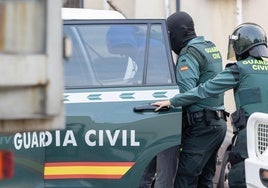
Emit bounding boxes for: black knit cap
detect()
[167,11,197,55]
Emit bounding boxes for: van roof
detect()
[62,8,125,20]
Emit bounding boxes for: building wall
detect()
[82,0,268,114]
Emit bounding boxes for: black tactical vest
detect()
[234,57,268,115]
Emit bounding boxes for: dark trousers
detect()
[228,128,248,188]
[175,118,227,188]
[139,157,156,188]
[139,146,179,188]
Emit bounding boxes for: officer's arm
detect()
[169,63,239,107]
[176,54,200,93]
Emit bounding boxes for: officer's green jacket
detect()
[170,56,268,116]
[175,36,224,112]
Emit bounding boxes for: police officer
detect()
[153,22,268,188]
[154,11,227,188]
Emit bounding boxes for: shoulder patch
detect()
[180,66,189,71]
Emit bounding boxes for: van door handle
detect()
[133,104,169,112]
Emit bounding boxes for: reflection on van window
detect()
[147,24,172,84]
[63,23,172,88]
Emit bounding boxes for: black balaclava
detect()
[167,11,197,55]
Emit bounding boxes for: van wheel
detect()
[217,151,231,188]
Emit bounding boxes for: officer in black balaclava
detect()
[153,11,227,188]
[167,11,197,55]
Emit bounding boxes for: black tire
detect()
[217,151,231,188]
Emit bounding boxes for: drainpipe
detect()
[80,0,84,8]
[176,0,180,12]
[165,0,170,18]
[236,0,243,25]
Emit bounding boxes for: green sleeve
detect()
[176,53,200,93]
[170,64,239,107]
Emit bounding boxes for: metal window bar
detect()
[247,113,268,159]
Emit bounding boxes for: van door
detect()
[44,20,182,188]
[0,20,182,188]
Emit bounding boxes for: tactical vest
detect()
[180,41,224,111]
[234,57,268,115]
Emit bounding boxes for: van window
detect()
[63,22,172,88]
[147,24,172,84]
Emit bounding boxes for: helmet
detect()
[227,23,268,60]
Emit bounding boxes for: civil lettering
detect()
[84,129,140,147]
[85,130,97,146]
[212,53,221,59]
[252,65,268,71]
[106,130,120,146]
[130,130,140,146]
